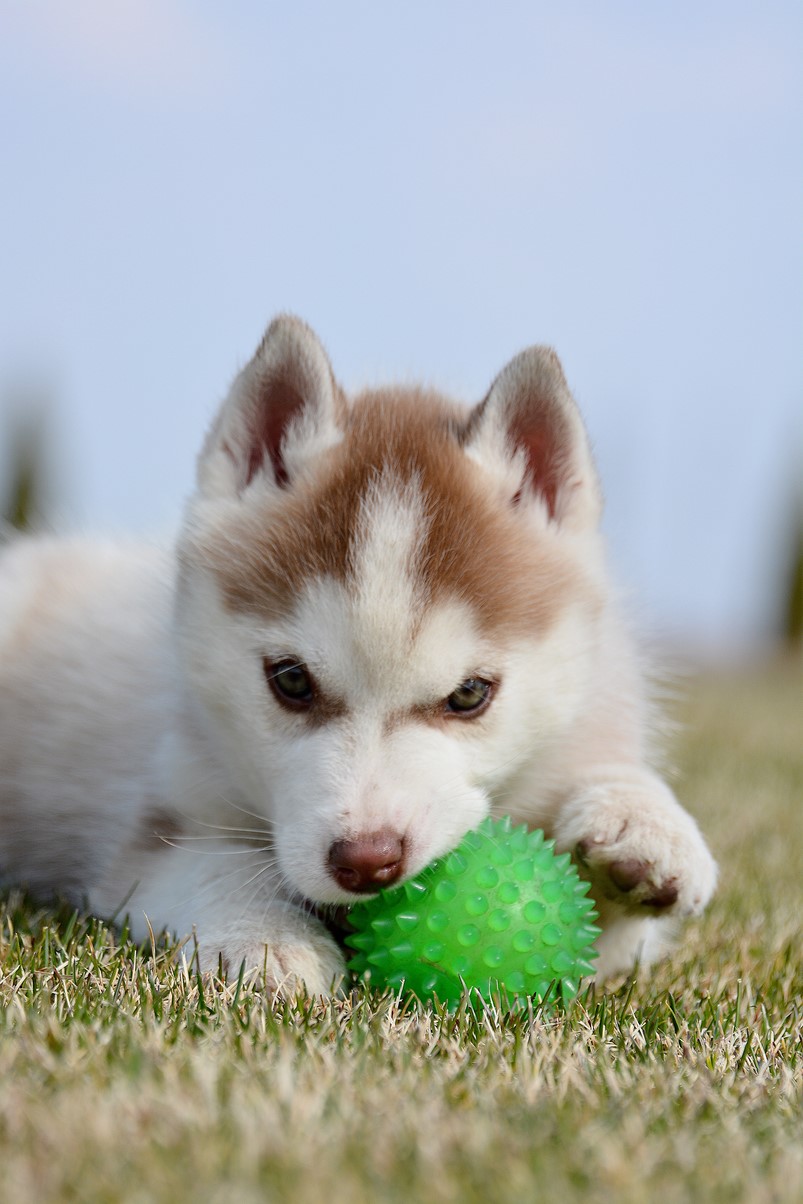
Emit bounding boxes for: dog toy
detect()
[345,816,600,1007]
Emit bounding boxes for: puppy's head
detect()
[177,316,605,904]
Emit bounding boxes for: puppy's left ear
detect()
[198,315,343,498]
[465,346,602,531]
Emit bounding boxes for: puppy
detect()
[0,316,716,993]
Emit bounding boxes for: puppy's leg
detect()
[189,899,346,995]
[552,767,717,978]
[91,843,345,996]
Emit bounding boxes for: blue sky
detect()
[1,1,801,655]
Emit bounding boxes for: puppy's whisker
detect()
[157,838,275,856]
[168,825,273,840]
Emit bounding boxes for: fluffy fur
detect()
[0,316,717,994]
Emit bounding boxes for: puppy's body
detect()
[0,318,717,991]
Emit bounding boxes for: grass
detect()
[1,658,801,1203]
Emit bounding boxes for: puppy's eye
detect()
[445,677,494,717]
[265,659,315,710]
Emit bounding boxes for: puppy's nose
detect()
[327,831,405,894]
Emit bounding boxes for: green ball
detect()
[345,816,600,1008]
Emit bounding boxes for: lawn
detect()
[1,658,801,1203]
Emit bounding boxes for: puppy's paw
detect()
[251,929,346,998]
[555,776,717,918]
[193,907,347,997]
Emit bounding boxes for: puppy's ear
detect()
[465,346,602,531]
[198,315,342,497]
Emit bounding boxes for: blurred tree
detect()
[1,388,51,534]
[784,504,803,647]
[3,430,39,530]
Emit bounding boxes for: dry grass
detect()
[1,658,801,1203]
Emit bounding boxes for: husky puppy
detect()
[0,316,716,993]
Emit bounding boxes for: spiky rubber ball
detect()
[345,816,600,1008]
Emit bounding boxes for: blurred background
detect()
[1,1,801,660]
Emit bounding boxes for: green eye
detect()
[445,677,494,716]
[265,659,315,709]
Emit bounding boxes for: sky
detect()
[1,1,801,657]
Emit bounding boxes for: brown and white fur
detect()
[0,316,717,994]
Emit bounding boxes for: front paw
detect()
[556,777,717,917]
[195,907,347,997]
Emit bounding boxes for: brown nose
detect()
[327,831,405,894]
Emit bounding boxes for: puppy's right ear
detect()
[465,345,601,532]
[198,315,342,497]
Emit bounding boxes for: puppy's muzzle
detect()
[327,831,405,894]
